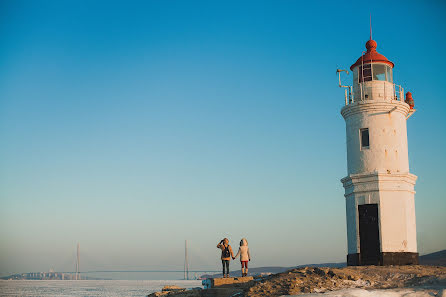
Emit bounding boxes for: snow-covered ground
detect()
[286,287,446,297]
[0,279,202,297]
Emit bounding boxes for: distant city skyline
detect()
[1,0,445,278]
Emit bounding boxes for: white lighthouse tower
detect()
[337,35,418,266]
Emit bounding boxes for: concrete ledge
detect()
[208,276,254,288]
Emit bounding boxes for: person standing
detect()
[233,238,251,276]
[217,238,234,278]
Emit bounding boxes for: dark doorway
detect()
[358,204,381,265]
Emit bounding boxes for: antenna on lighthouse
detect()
[370,14,373,40]
[184,240,189,280]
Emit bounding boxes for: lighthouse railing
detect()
[394,84,404,101]
[343,86,353,105]
[346,82,404,106]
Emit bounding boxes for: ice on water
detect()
[0,280,202,297]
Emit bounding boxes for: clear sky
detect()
[1,0,445,277]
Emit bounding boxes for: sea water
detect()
[0,280,202,297]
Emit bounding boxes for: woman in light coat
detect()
[233,238,251,276]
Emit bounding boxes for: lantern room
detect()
[350,39,396,102]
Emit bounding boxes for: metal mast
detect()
[184,240,189,280]
[76,243,80,280]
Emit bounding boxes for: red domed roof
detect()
[350,39,394,71]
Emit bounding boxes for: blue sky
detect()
[0,0,445,277]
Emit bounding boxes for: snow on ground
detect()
[285,287,446,297]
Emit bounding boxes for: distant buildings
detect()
[1,271,96,280]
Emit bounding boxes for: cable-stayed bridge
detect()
[72,270,219,273]
[57,241,219,280]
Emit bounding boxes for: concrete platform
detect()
[202,276,254,289]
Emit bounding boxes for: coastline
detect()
[148,265,446,297]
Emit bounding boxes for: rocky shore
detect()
[148,265,446,297]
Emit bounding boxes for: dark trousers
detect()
[221,260,229,275]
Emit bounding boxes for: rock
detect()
[162,285,186,292]
[301,286,311,293]
[147,292,170,297]
[347,275,357,281]
[147,285,187,297]
[313,268,326,276]
[203,265,446,297]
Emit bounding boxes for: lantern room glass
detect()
[359,64,372,82]
[358,64,393,83]
[386,67,393,83]
[373,64,386,81]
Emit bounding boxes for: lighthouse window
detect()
[358,64,372,82]
[372,64,386,81]
[360,128,370,149]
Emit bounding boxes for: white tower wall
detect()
[379,182,417,253]
[342,100,410,175]
[342,173,417,256]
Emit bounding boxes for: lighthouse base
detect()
[347,252,419,266]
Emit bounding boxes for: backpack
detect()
[223,245,230,258]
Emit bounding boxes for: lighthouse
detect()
[337,37,418,266]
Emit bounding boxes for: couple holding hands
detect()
[217,237,251,278]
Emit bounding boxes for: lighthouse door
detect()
[358,204,381,265]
